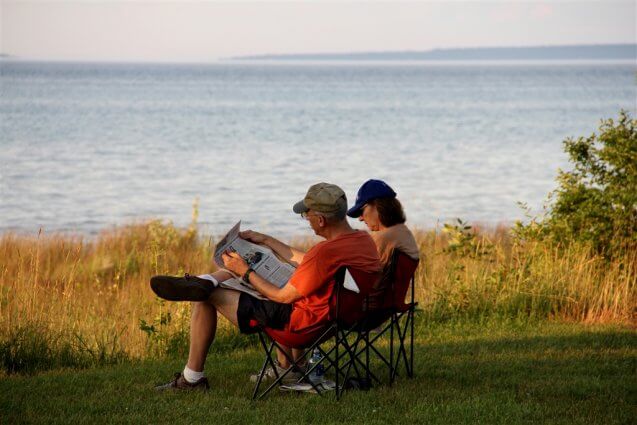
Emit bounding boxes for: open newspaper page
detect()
[213,221,296,300]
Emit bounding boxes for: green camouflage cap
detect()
[293,182,347,215]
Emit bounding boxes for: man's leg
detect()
[183,271,237,379]
[277,346,293,368]
[158,271,295,390]
[173,270,301,387]
[185,301,218,373]
[192,288,299,370]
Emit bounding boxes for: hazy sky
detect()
[1,0,635,62]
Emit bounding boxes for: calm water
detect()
[1,61,635,237]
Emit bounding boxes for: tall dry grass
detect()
[416,222,636,324]
[0,218,635,374]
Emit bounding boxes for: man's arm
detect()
[248,271,302,304]
[240,230,305,267]
[222,250,302,304]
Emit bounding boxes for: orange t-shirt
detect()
[287,231,381,333]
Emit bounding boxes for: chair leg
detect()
[255,338,326,400]
[339,331,361,391]
[365,331,370,384]
[351,323,393,382]
[333,328,370,399]
[320,330,359,384]
[252,333,279,400]
[389,313,395,385]
[340,330,364,380]
[409,308,415,378]
[352,330,380,386]
[341,331,382,385]
[335,331,340,400]
[391,313,405,382]
[392,311,411,380]
[366,343,392,374]
[335,329,361,399]
[400,312,411,377]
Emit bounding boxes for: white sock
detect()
[183,365,205,383]
[196,274,219,287]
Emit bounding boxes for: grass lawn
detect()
[2,320,635,424]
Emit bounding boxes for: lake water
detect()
[0,60,635,237]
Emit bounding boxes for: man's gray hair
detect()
[317,209,347,224]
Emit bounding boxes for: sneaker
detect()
[280,380,336,393]
[279,382,318,393]
[155,372,210,392]
[150,274,214,302]
[249,362,304,385]
[249,365,277,383]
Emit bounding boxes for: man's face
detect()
[302,210,324,236]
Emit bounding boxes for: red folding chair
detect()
[349,249,420,385]
[250,266,380,400]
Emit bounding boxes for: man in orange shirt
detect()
[153,182,381,391]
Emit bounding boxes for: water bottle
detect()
[307,348,325,384]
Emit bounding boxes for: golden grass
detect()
[0,219,635,369]
[416,224,636,324]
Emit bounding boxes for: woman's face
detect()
[358,203,382,231]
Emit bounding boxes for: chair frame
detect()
[350,249,419,384]
[251,250,418,400]
[251,267,375,400]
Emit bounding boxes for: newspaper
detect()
[210,221,296,300]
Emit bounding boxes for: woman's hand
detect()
[221,250,249,276]
[239,230,269,245]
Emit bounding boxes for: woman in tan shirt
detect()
[347,179,420,308]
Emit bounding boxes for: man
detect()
[151,182,381,391]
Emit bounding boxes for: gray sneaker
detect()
[155,372,210,392]
[280,379,336,394]
[249,365,277,383]
[249,362,304,385]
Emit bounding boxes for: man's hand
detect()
[221,250,249,276]
[239,230,269,245]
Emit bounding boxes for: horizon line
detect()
[230,43,637,60]
[2,42,635,64]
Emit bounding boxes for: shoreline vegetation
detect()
[1,112,634,381]
[1,215,634,376]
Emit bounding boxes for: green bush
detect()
[517,111,637,255]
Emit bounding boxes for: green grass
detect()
[2,320,635,424]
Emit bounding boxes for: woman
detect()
[346,179,420,308]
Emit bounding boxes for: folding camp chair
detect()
[250,267,380,400]
[348,249,420,385]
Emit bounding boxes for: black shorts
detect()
[237,292,292,334]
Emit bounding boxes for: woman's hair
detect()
[368,197,406,227]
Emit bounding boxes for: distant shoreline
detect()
[1,58,635,67]
[2,43,635,65]
[230,44,637,62]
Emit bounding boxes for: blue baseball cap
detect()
[347,179,397,218]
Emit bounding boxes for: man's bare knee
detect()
[208,288,240,327]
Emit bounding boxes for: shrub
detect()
[516,111,637,255]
